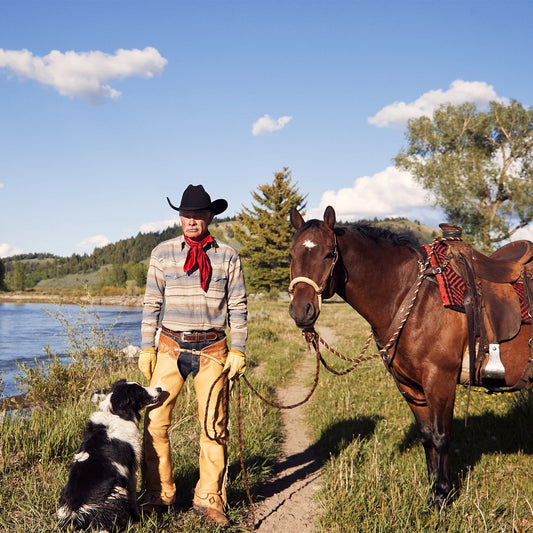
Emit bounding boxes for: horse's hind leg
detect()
[407,382,455,508]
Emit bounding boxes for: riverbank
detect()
[0,299,143,402]
[0,392,30,411]
[0,291,143,307]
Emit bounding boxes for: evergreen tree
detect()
[234,168,307,293]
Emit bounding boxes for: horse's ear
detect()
[290,207,304,230]
[323,206,336,230]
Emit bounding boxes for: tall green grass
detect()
[2,299,533,532]
[308,301,533,532]
[0,300,302,532]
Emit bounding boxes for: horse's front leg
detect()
[406,379,456,508]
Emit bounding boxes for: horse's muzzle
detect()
[289,297,320,329]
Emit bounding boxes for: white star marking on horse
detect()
[303,240,317,249]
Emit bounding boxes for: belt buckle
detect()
[183,331,203,342]
[182,330,221,342]
[182,332,195,341]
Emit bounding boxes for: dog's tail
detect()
[57,487,130,531]
[57,502,100,530]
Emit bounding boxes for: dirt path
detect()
[251,328,336,532]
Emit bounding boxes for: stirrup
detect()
[484,344,506,380]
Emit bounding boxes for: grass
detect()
[0,299,302,532]
[2,298,533,532]
[307,301,533,532]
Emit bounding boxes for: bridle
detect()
[288,231,338,311]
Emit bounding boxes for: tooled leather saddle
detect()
[431,224,533,389]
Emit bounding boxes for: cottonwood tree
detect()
[395,99,533,252]
[12,261,26,291]
[234,168,307,293]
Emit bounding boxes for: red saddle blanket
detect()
[422,242,531,324]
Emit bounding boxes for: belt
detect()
[161,326,224,343]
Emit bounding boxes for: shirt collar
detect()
[179,234,218,250]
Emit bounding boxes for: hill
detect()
[0,217,438,291]
[0,220,239,291]
[341,216,439,244]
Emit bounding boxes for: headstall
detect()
[288,233,338,311]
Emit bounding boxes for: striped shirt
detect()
[141,234,248,352]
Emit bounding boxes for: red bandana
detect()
[183,233,214,291]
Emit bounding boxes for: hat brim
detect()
[167,197,228,215]
[208,199,228,215]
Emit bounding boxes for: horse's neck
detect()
[337,233,419,334]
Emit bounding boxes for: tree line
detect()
[0,226,180,291]
[2,98,533,292]
[0,169,305,294]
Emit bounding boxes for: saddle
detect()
[437,224,533,387]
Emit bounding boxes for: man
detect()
[138,184,247,526]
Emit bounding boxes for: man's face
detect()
[179,209,214,241]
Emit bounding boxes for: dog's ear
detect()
[111,379,127,390]
[109,380,133,414]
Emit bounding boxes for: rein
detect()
[202,326,380,529]
[371,238,456,406]
[290,235,457,406]
[201,236,456,526]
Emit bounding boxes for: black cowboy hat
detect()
[167,184,228,216]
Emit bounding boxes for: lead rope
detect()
[202,332,379,530]
[203,237,454,527]
[236,377,255,529]
[202,238,454,529]
[203,369,256,530]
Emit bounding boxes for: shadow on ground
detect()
[398,391,533,495]
[247,414,381,503]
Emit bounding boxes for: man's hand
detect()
[138,348,157,381]
[223,349,246,380]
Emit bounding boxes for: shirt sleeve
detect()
[141,253,165,349]
[226,251,248,353]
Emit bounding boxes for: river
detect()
[0,302,142,398]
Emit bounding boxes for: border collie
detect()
[57,380,162,532]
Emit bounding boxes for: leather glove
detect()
[138,348,157,381]
[223,349,246,380]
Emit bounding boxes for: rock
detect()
[121,345,140,359]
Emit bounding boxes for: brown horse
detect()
[288,206,533,507]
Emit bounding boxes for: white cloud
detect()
[252,114,293,135]
[139,219,180,233]
[0,47,167,103]
[368,80,506,129]
[308,166,434,221]
[511,225,533,242]
[78,235,111,251]
[0,243,23,258]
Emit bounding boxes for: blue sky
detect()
[1,0,533,258]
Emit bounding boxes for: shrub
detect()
[14,303,131,407]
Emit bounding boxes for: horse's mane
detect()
[337,223,420,247]
[296,219,420,248]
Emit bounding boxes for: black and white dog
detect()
[57,380,162,532]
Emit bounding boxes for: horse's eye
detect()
[325,250,336,259]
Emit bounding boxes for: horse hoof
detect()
[425,493,449,512]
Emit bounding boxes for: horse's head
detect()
[288,206,339,330]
